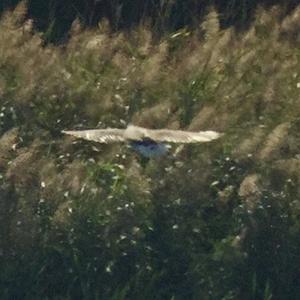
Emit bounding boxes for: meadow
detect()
[0,2,300,299]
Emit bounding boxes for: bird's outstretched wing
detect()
[62,128,126,143]
[142,128,222,143]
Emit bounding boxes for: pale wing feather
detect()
[62,129,126,143]
[143,128,222,143]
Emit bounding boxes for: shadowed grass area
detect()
[1,0,300,43]
[1,3,300,299]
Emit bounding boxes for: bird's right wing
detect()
[62,128,126,143]
[143,128,223,143]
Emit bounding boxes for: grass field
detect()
[0,3,300,299]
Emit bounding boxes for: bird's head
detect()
[124,124,147,141]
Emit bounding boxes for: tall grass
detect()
[1,3,300,299]
[1,0,299,42]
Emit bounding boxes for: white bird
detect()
[62,125,222,158]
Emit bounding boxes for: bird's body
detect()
[130,139,169,158]
[62,125,222,158]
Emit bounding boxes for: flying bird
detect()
[62,125,222,158]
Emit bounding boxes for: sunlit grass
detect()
[1,3,300,299]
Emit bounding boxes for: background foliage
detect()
[1,2,300,299]
[1,0,300,42]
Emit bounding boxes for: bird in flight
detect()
[62,125,222,158]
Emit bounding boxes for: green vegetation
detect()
[1,2,300,299]
[1,0,299,42]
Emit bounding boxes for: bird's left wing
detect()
[62,128,126,143]
[143,128,223,143]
